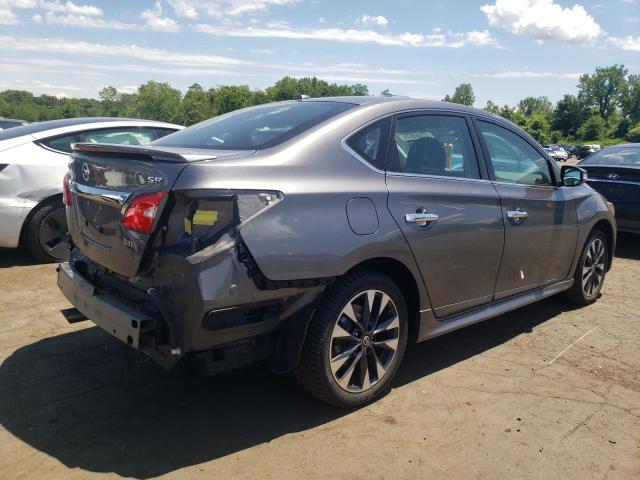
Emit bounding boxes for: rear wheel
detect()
[23,198,69,262]
[567,229,608,305]
[295,270,408,408]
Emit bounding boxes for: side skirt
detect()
[416,279,574,342]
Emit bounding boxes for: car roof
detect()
[603,143,640,148]
[0,117,182,142]
[301,95,508,122]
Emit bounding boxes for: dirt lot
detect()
[0,235,639,480]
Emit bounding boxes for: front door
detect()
[386,113,504,317]
[475,120,578,298]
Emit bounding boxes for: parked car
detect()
[559,144,577,156]
[57,97,616,408]
[579,143,640,234]
[0,118,182,261]
[0,118,28,130]
[576,144,601,160]
[543,144,569,161]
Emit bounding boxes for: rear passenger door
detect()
[385,112,504,317]
[475,120,578,298]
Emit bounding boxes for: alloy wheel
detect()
[38,207,69,260]
[582,238,605,298]
[328,289,401,393]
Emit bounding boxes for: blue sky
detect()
[0,0,638,106]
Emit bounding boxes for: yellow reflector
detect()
[193,210,218,226]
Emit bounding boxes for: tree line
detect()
[442,65,640,145]
[0,66,638,145]
[0,76,368,127]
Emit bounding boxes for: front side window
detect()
[41,127,175,153]
[478,121,553,186]
[388,115,480,179]
[153,101,355,150]
[345,117,391,170]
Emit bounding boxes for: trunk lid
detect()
[68,143,253,277]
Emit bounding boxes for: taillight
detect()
[121,191,168,234]
[63,172,72,207]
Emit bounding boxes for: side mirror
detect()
[561,165,587,187]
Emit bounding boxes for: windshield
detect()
[152,101,356,150]
[581,146,640,166]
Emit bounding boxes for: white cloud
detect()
[141,1,180,32]
[481,0,604,43]
[607,36,640,51]
[39,11,139,29]
[40,1,102,16]
[0,7,20,24]
[473,71,581,79]
[0,35,438,79]
[356,15,388,28]
[195,24,499,48]
[0,0,102,15]
[167,0,299,18]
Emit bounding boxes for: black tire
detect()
[23,198,69,263]
[295,269,408,408]
[567,229,608,305]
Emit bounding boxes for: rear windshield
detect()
[581,146,640,166]
[152,101,356,150]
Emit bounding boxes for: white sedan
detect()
[0,118,182,261]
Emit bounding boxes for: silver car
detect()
[0,118,182,261]
[58,97,616,407]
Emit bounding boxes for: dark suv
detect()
[58,97,616,407]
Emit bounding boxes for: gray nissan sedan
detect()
[57,96,616,407]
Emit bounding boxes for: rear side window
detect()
[152,101,355,150]
[478,121,552,186]
[345,117,391,170]
[389,115,480,179]
[40,127,175,153]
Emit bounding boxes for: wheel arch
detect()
[341,257,422,343]
[592,219,615,271]
[18,193,64,247]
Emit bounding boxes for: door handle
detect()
[405,212,439,225]
[507,210,528,220]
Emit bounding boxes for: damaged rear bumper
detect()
[57,262,165,361]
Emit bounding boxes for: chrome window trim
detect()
[387,171,493,184]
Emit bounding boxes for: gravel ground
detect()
[0,234,639,480]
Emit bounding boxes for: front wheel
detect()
[295,270,408,408]
[567,229,608,305]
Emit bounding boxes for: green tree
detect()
[443,83,475,106]
[209,85,253,115]
[551,94,588,138]
[131,81,181,122]
[380,89,393,97]
[626,122,640,142]
[180,83,210,125]
[517,96,552,117]
[622,74,640,124]
[578,64,627,125]
[577,115,606,141]
[99,86,123,116]
[484,100,500,114]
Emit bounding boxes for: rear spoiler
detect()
[71,142,218,163]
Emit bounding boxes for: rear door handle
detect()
[405,212,439,225]
[507,210,528,220]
